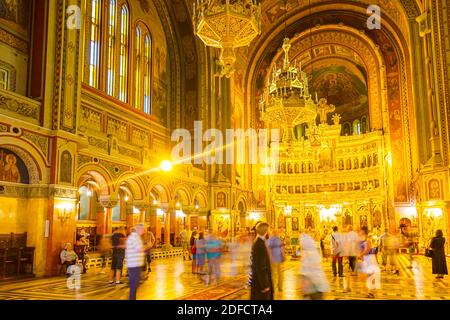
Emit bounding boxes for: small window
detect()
[118,4,129,102]
[0,69,8,90]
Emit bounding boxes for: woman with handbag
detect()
[429,229,448,279]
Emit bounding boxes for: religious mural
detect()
[216,192,226,208]
[310,65,369,125]
[59,151,72,184]
[0,148,29,183]
[428,179,441,200]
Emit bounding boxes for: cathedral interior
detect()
[0,0,450,300]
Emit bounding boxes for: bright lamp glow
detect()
[160,160,173,172]
[156,208,164,217]
[124,195,129,202]
[175,210,184,218]
[319,205,341,222]
[425,208,443,218]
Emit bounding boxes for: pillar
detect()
[98,195,117,235]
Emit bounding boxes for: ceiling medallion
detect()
[192,0,262,78]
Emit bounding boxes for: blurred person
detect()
[429,229,448,279]
[60,243,78,276]
[384,229,400,275]
[180,228,189,260]
[331,226,344,277]
[300,233,330,300]
[346,225,360,274]
[126,224,152,300]
[401,225,415,268]
[109,227,126,285]
[320,229,330,262]
[143,227,155,274]
[267,229,285,292]
[229,235,240,276]
[250,222,273,300]
[190,230,198,273]
[358,226,381,298]
[378,228,388,270]
[75,230,89,274]
[205,232,223,285]
[195,231,207,275]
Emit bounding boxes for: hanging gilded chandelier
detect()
[192,0,262,78]
[259,37,318,140]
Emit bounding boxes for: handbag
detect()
[191,246,197,255]
[425,248,433,258]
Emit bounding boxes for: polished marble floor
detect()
[0,254,448,300]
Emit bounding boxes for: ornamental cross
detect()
[317,98,336,124]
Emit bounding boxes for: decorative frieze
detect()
[107,117,128,141]
[22,132,49,158]
[131,127,150,147]
[100,160,129,178]
[79,106,102,133]
[0,184,49,198]
[77,154,92,168]
[0,90,40,121]
[49,185,78,199]
[0,28,28,53]
[118,146,141,160]
[88,136,108,151]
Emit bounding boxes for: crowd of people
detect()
[59,222,448,300]
[249,223,448,300]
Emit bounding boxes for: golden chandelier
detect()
[259,38,318,140]
[192,0,262,78]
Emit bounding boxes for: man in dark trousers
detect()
[250,222,274,300]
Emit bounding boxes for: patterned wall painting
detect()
[369,30,409,203]
[0,148,29,183]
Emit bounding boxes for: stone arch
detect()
[247,8,416,203]
[236,194,248,213]
[0,136,48,184]
[193,188,208,209]
[147,178,172,204]
[115,173,146,201]
[75,165,113,196]
[173,183,193,207]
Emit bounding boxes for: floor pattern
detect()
[0,254,448,300]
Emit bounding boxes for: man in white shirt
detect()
[126,224,151,300]
[330,226,344,277]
